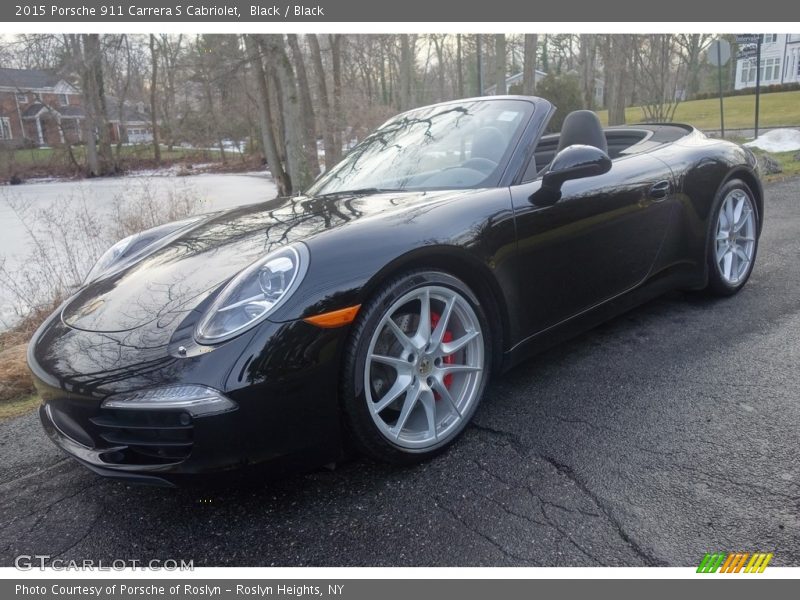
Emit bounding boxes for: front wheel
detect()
[341,271,490,464]
[705,179,760,296]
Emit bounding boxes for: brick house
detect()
[0,67,153,147]
[0,67,84,147]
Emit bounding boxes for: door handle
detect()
[649,180,671,201]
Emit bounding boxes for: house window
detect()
[761,34,778,44]
[789,34,800,43]
[742,59,758,84]
[760,57,780,81]
[746,58,781,83]
[0,117,12,140]
[16,92,28,103]
[58,93,69,106]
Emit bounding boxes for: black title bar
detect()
[5,0,799,22]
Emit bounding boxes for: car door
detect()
[508,152,675,339]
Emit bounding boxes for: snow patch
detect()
[744,128,800,153]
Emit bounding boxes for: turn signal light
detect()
[303,305,361,328]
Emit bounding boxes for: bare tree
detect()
[456,34,464,98]
[287,34,319,177]
[398,35,413,110]
[675,34,713,99]
[8,35,62,69]
[429,35,448,101]
[637,35,682,122]
[547,35,578,73]
[377,36,389,104]
[193,35,227,164]
[65,34,115,176]
[260,34,315,192]
[244,35,291,195]
[494,34,507,95]
[149,35,161,163]
[308,35,339,168]
[329,34,344,156]
[602,35,633,125]
[579,34,597,109]
[3,33,716,185]
[157,34,183,151]
[87,35,116,173]
[104,34,135,160]
[522,34,537,95]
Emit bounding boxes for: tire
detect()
[341,270,491,465]
[704,178,760,297]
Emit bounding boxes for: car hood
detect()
[61,190,456,333]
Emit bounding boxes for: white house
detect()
[734,34,800,90]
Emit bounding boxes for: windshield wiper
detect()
[314,187,405,198]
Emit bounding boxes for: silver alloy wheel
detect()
[364,285,484,450]
[715,188,756,285]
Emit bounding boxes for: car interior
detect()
[522,110,693,182]
[359,109,693,191]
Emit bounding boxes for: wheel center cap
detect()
[418,357,433,376]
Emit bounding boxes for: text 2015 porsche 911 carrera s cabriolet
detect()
[28,96,763,485]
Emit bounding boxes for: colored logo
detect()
[697,552,773,573]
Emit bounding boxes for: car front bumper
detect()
[37,392,249,487]
[29,309,350,486]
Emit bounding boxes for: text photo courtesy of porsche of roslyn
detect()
[0,21,799,581]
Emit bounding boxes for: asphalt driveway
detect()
[1,177,798,567]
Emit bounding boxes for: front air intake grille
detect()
[89,409,193,464]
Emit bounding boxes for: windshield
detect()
[306,99,533,196]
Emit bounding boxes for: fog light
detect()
[101,385,237,416]
[102,450,125,463]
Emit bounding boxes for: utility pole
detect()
[713,39,727,137]
[754,37,762,140]
[718,44,725,137]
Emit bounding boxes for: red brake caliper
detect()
[430,312,454,400]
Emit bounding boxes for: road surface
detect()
[1,177,798,567]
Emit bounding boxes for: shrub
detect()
[758,154,783,175]
[0,179,199,403]
[692,82,800,101]
[534,73,584,133]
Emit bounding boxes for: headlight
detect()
[195,244,309,344]
[84,216,203,284]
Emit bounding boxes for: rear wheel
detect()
[341,271,490,464]
[705,179,759,296]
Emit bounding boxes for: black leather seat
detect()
[556,110,608,154]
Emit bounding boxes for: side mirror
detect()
[530,144,612,207]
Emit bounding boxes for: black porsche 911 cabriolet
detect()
[29,96,763,485]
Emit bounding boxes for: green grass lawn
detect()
[3,144,223,167]
[597,90,800,131]
[756,149,800,182]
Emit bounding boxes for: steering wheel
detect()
[460,157,497,174]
